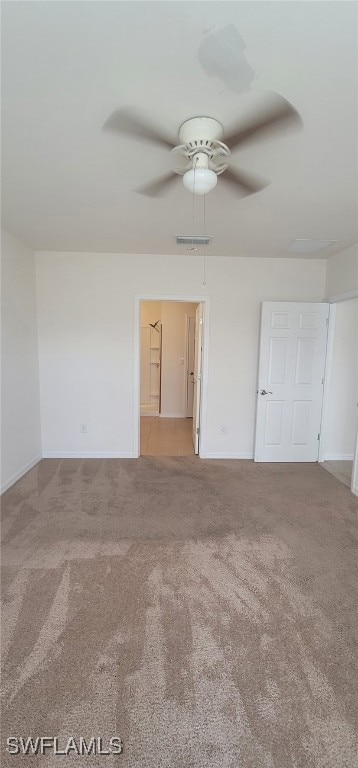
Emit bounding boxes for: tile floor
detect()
[322,460,353,489]
[140,416,194,456]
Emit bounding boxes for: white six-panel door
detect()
[254,302,329,462]
[186,315,196,417]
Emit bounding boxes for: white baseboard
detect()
[1,455,42,494]
[42,451,135,459]
[201,452,254,460]
[159,413,186,418]
[322,453,354,462]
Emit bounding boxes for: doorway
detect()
[135,296,209,458]
[319,297,358,490]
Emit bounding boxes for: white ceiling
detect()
[2,1,357,258]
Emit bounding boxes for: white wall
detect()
[160,302,197,417]
[323,299,358,460]
[140,301,162,327]
[35,252,326,458]
[1,230,42,491]
[325,243,358,299]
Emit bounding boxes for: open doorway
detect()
[320,297,358,489]
[139,300,201,456]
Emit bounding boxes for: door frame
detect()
[317,303,336,463]
[134,295,210,458]
[352,431,358,496]
[319,289,358,494]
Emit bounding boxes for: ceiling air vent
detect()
[176,235,212,245]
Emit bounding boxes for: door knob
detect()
[260,389,273,395]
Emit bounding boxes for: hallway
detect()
[140,416,194,456]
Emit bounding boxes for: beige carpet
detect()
[1,458,358,767]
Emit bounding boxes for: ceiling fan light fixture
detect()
[183,167,218,195]
[105,95,302,198]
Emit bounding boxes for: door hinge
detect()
[326,317,329,327]
[317,433,320,440]
[196,427,200,436]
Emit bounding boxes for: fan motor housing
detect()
[178,117,224,147]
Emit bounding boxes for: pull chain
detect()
[189,158,198,253]
[192,164,195,252]
[202,193,207,286]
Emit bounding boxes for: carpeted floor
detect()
[1,457,358,767]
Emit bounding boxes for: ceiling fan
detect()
[104,92,302,198]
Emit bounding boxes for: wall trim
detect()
[160,413,186,418]
[201,452,254,460]
[1,455,42,494]
[318,303,336,462]
[351,431,358,496]
[322,453,354,462]
[42,451,135,459]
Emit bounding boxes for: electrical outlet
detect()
[80,424,87,434]
[219,425,228,435]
